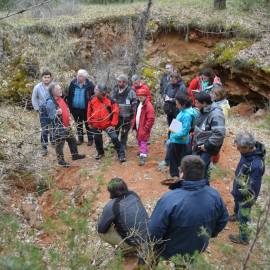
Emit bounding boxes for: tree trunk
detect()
[128,0,152,80]
[214,0,226,9]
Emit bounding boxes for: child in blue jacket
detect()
[167,94,199,179]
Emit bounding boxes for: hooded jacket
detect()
[97,191,149,246]
[87,95,119,130]
[132,99,155,141]
[194,103,225,155]
[169,107,199,144]
[149,179,228,259]
[232,142,266,205]
[132,82,152,102]
[67,78,95,111]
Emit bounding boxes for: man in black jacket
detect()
[67,69,95,146]
[111,74,137,148]
[193,92,225,183]
[97,178,149,254]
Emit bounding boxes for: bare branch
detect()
[0,0,53,21]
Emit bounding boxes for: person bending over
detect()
[97,178,149,254]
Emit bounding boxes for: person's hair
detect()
[195,92,212,105]
[77,69,89,78]
[117,74,128,82]
[170,70,181,80]
[107,178,129,199]
[48,82,60,107]
[200,68,215,85]
[212,85,227,101]
[234,132,256,149]
[175,94,192,108]
[48,82,58,96]
[96,83,108,94]
[131,74,140,82]
[181,155,205,180]
[41,70,52,78]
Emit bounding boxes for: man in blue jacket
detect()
[67,69,95,146]
[229,132,265,245]
[149,155,228,259]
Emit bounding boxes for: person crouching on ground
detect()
[132,88,155,166]
[97,178,149,255]
[162,94,198,184]
[46,83,85,168]
[87,84,126,162]
[148,155,228,262]
[229,132,265,245]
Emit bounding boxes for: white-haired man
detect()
[67,69,95,146]
[111,74,137,148]
[229,132,265,245]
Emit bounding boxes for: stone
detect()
[230,102,256,117]
[251,109,268,120]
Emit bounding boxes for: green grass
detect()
[2,0,267,37]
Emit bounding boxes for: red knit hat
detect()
[136,88,148,96]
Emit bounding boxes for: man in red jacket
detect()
[132,88,155,166]
[87,84,126,162]
[131,74,152,102]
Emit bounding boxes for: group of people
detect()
[32,70,155,167]
[32,65,266,264]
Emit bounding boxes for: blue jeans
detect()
[39,112,54,149]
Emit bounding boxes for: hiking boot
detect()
[119,156,126,163]
[58,160,70,168]
[77,140,83,145]
[72,154,86,161]
[41,148,48,157]
[87,140,93,146]
[229,234,249,245]
[139,156,146,166]
[229,214,238,222]
[158,160,169,171]
[160,177,179,186]
[95,153,104,160]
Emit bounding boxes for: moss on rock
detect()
[213,40,253,64]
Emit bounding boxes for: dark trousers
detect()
[39,112,54,149]
[233,198,252,241]
[71,108,93,143]
[168,143,187,177]
[166,113,174,139]
[193,150,212,184]
[55,129,78,161]
[93,127,125,158]
[116,117,132,147]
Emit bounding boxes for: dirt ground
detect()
[24,123,248,269]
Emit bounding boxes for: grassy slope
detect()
[4,0,266,34]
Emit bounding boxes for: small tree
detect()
[214,0,226,9]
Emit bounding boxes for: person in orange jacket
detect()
[131,74,152,102]
[87,84,126,162]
